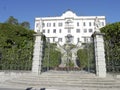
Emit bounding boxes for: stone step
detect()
[4,80,120,89]
[4,75,120,88]
[1,71,120,90]
[15,74,114,82]
[7,79,118,85]
[13,77,115,83]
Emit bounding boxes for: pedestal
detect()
[92,31,106,78]
[32,33,43,74]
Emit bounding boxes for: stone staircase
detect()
[0,71,120,90]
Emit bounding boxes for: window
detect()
[42,23,45,27]
[84,29,87,33]
[53,38,55,42]
[84,37,87,43]
[36,23,39,27]
[89,29,93,33]
[47,23,49,27]
[59,29,62,33]
[77,38,80,42]
[47,29,50,33]
[53,29,56,33]
[68,29,71,33]
[42,29,45,33]
[58,22,62,27]
[83,22,86,26]
[83,37,88,43]
[47,23,51,27]
[53,23,55,27]
[37,30,40,32]
[102,22,104,26]
[58,38,62,42]
[89,22,91,26]
[77,22,79,26]
[76,29,80,33]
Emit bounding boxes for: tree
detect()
[101,22,120,58]
[101,22,120,72]
[5,16,31,29]
[0,23,35,70]
[20,21,30,29]
[5,16,18,25]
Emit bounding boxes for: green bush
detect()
[77,49,88,69]
[0,23,35,70]
[42,43,61,70]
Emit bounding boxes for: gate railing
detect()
[105,40,120,73]
[84,41,95,73]
[0,43,33,71]
[41,39,95,72]
[41,42,61,72]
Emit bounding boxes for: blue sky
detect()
[0,0,120,29]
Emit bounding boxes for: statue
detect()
[56,34,82,68]
[94,17,101,32]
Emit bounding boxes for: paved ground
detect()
[0,88,23,90]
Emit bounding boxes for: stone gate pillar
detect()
[32,32,43,74]
[92,31,106,78]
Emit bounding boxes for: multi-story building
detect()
[34,10,106,45]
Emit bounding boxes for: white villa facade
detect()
[34,10,106,45]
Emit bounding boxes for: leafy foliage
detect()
[77,43,94,70]
[77,49,88,69]
[20,21,30,29]
[42,43,61,70]
[5,16,30,29]
[0,23,35,70]
[5,16,19,25]
[101,22,120,72]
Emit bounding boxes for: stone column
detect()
[32,32,43,74]
[92,31,106,78]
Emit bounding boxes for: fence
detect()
[0,43,33,71]
[105,40,120,73]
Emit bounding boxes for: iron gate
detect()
[41,40,95,72]
[79,41,95,73]
[41,42,61,72]
[105,40,120,73]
